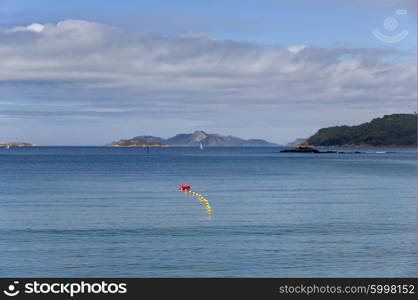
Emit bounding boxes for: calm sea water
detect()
[0,146,416,277]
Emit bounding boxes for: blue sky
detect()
[1,0,416,48]
[0,0,416,145]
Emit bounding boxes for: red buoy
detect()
[179,185,191,191]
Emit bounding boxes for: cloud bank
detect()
[1,20,416,100]
[0,19,416,144]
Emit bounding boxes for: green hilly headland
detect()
[304,114,417,147]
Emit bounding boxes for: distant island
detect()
[0,142,37,147]
[108,140,168,147]
[301,114,417,147]
[112,130,278,147]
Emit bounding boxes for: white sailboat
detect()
[199,143,203,150]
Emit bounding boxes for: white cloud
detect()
[0,19,415,104]
[287,45,307,54]
[7,22,45,33]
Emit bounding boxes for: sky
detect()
[0,0,416,145]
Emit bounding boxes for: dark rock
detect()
[280,146,366,154]
[280,146,321,153]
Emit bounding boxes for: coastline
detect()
[108,144,169,147]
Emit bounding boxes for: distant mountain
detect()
[131,135,166,144]
[303,114,417,147]
[286,138,306,147]
[115,131,278,147]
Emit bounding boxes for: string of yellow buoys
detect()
[179,185,212,214]
[189,191,212,214]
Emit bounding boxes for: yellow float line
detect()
[187,190,212,214]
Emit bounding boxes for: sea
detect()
[0,146,416,277]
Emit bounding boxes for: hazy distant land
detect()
[2,114,416,148]
[109,114,417,148]
[110,130,278,147]
[0,142,37,147]
[109,140,168,147]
